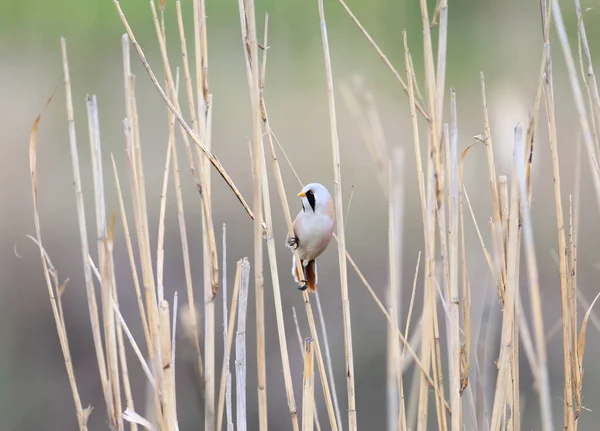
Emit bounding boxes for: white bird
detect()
[286,183,335,292]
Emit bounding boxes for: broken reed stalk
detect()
[302,338,316,431]
[86,95,123,431]
[489,125,523,430]
[29,84,89,431]
[222,225,235,431]
[217,260,242,431]
[316,0,357,428]
[236,259,251,431]
[61,38,110,416]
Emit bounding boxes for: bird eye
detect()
[307,190,313,195]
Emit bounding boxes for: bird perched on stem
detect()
[286,183,335,292]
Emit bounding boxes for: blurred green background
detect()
[3,0,600,430]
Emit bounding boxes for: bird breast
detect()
[295,212,334,261]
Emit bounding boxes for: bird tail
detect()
[305,260,317,292]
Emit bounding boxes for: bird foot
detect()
[287,236,299,250]
[297,280,308,291]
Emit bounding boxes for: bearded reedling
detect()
[286,183,335,292]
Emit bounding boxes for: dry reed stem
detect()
[316,1,357,428]
[489,125,522,430]
[435,0,448,124]
[514,125,553,431]
[86,95,123,431]
[302,338,316,431]
[260,66,339,431]
[156,50,177,302]
[148,9,217,418]
[479,74,506,304]
[314,292,343,429]
[159,301,176,431]
[250,13,300,429]
[111,152,152,353]
[189,0,219,425]
[551,0,600,212]
[419,0,443,209]
[574,0,600,162]
[387,150,406,431]
[236,259,251,431]
[270,64,445,409]
[448,90,462,431]
[117,35,151,353]
[240,0,268,426]
[29,88,89,430]
[110,297,156,389]
[60,38,109,414]
[540,1,574,427]
[217,261,242,431]
[113,0,265,235]
[335,0,430,121]
[292,309,323,431]
[221,226,235,431]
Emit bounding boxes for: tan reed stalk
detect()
[435,0,448,124]
[159,301,176,431]
[418,0,443,208]
[60,38,109,411]
[402,26,442,431]
[86,95,123,431]
[316,1,357,428]
[111,151,152,353]
[514,124,553,431]
[242,0,268,427]
[236,259,252,431]
[113,1,262,231]
[127,69,167,431]
[269,86,446,408]
[221,226,235,431]
[302,338,316,431]
[29,89,89,431]
[489,125,523,430]
[480,73,507,304]
[260,63,339,431]
[314,292,343,429]
[387,150,406,431]
[574,0,600,161]
[217,260,242,431]
[551,0,600,210]
[540,1,574,428]
[156,52,177,303]
[191,0,219,425]
[335,0,430,121]
[148,7,217,419]
[253,16,300,429]
[110,223,138,431]
[117,35,151,352]
[448,90,462,431]
[292,309,323,431]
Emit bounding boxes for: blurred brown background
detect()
[2,0,600,429]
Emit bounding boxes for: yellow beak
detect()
[297,191,306,197]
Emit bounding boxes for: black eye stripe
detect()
[306,189,316,212]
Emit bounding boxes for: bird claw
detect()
[297,280,308,291]
[287,236,299,250]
